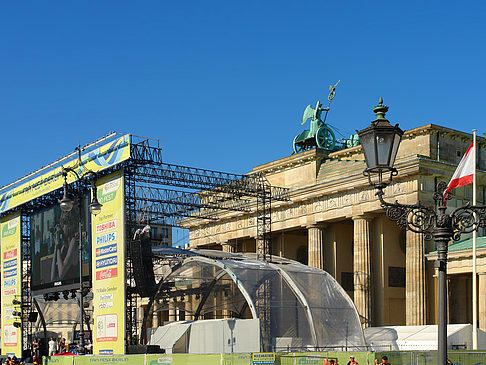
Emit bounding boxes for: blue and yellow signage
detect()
[252,353,276,365]
[92,170,126,355]
[0,134,130,214]
[1,212,22,358]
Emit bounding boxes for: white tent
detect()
[147,318,260,354]
[364,324,486,351]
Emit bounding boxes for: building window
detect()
[388,267,406,288]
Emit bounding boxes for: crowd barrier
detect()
[43,351,486,365]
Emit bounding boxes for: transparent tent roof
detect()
[149,249,366,352]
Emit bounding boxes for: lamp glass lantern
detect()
[59,182,74,212]
[357,98,403,186]
[89,192,102,216]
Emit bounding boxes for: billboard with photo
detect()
[31,194,92,293]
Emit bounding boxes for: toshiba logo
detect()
[96,220,117,233]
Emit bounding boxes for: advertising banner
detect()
[92,170,125,355]
[0,134,130,214]
[1,212,22,358]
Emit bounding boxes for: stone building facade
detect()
[182,123,486,329]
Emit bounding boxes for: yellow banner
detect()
[92,170,126,355]
[0,134,130,214]
[1,212,22,358]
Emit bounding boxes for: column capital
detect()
[352,214,374,222]
[306,222,329,230]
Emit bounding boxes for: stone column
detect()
[169,303,177,322]
[353,215,372,327]
[222,241,235,318]
[307,225,325,270]
[152,301,159,327]
[406,230,426,325]
[479,273,486,331]
[222,241,236,253]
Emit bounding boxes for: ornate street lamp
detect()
[59,150,102,355]
[358,99,486,365]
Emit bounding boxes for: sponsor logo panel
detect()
[3,288,17,296]
[96,243,117,257]
[96,220,117,233]
[96,268,118,280]
[3,258,17,269]
[3,268,17,278]
[96,256,118,269]
[96,232,117,246]
[3,249,17,260]
[4,278,17,287]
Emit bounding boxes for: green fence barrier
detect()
[44,351,486,365]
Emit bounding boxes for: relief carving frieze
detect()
[313,199,323,212]
[360,190,369,202]
[393,181,407,194]
[299,203,308,215]
[342,193,352,206]
[328,197,337,209]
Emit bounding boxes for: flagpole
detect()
[473,129,478,350]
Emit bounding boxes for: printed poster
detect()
[1,212,22,358]
[92,169,126,355]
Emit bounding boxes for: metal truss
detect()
[0,134,290,351]
[123,137,290,345]
[21,213,33,355]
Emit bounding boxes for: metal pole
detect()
[78,199,85,355]
[472,129,478,349]
[434,210,452,365]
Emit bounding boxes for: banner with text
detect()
[1,212,22,358]
[92,170,126,355]
[0,134,130,214]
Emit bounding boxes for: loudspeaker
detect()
[130,236,156,297]
[127,345,163,354]
[28,312,38,322]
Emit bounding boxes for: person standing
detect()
[48,337,57,356]
[347,356,358,365]
[381,356,390,365]
[32,338,40,357]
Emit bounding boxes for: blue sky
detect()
[1,0,485,189]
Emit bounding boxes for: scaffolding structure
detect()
[0,133,289,352]
[123,136,289,344]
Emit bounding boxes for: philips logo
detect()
[96,256,118,269]
[96,232,116,245]
[3,278,16,287]
[96,244,117,257]
[3,258,16,269]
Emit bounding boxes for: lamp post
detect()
[357,98,486,365]
[59,148,102,355]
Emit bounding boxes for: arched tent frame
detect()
[142,250,366,352]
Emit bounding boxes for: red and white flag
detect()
[445,142,475,197]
